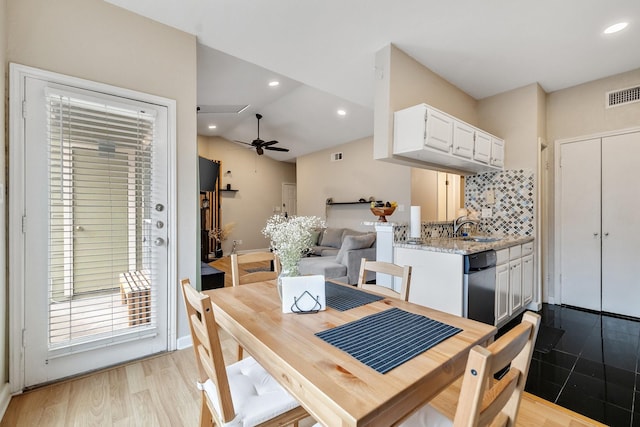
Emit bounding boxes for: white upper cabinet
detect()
[473,131,492,164]
[452,120,474,159]
[393,103,504,174]
[491,137,505,168]
[425,109,453,153]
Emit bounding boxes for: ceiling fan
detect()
[235,113,289,155]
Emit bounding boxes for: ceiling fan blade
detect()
[262,140,279,147]
[265,146,289,152]
[233,140,253,147]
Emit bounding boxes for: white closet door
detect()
[559,139,601,311]
[601,132,640,317]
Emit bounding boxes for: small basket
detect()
[370,206,396,222]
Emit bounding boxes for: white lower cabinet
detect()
[495,242,534,328]
[509,259,522,314]
[522,254,534,306]
[495,263,510,326]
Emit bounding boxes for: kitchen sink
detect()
[460,236,502,243]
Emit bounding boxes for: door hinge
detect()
[22,100,27,119]
[22,215,26,233]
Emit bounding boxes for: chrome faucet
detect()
[453,216,479,236]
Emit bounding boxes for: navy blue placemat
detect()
[325,281,383,311]
[315,307,463,374]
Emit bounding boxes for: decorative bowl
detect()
[370,206,396,222]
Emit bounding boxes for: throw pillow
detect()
[310,230,321,245]
[319,228,344,248]
[336,233,376,265]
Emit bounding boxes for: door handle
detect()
[75,226,84,232]
[154,237,165,246]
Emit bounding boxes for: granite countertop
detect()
[395,235,534,255]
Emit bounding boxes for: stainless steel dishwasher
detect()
[464,250,497,326]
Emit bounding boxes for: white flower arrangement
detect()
[262,214,325,275]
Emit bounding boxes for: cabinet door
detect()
[394,104,428,154]
[490,137,504,167]
[559,139,601,311]
[509,259,522,314]
[602,132,640,317]
[452,120,474,159]
[495,263,510,326]
[522,254,534,307]
[474,131,491,164]
[425,108,453,153]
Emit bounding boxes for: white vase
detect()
[277,264,300,300]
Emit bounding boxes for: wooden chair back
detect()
[180,278,235,424]
[230,252,280,287]
[453,311,541,427]
[357,258,412,301]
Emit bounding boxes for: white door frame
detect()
[8,64,178,392]
[553,126,640,305]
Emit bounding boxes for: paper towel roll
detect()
[410,206,421,239]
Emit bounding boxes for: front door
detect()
[15,68,173,387]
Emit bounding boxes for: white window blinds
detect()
[47,89,158,352]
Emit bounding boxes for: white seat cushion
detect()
[398,404,452,427]
[200,356,300,427]
[312,404,450,427]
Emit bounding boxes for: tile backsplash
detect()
[465,169,534,236]
[393,169,534,241]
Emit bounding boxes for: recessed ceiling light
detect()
[337,109,347,116]
[604,22,628,34]
[268,80,280,87]
[208,125,217,129]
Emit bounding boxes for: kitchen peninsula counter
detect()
[395,235,533,255]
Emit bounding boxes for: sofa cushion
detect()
[319,228,344,248]
[336,233,376,265]
[298,256,347,279]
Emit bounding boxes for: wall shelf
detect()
[220,189,238,193]
[326,199,381,206]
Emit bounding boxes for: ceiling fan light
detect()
[268,80,280,87]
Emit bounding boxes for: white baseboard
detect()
[0,382,12,421]
[176,335,192,350]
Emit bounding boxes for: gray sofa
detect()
[298,228,376,285]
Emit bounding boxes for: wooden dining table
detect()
[204,280,496,427]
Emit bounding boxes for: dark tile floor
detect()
[499,304,639,427]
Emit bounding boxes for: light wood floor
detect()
[1,257,605,426]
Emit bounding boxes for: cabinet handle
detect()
[604,232,609,237]
[593,232,599,238]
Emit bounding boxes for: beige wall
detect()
[374,44,478,166]
[477,83,542,172]
[410,169,438,221]
[1,0,8,401]
[545,68,640,301]
[198,136,296,253]
[7,0,198,339]
[297,136,411,230]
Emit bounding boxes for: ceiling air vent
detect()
[331,152,343,162]
[606,85,640,108]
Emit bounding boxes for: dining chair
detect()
[357,258,412,301]
[230,251,280,360]
[180,278,308,427]
[399,311,541,427]
[230,251,280,287]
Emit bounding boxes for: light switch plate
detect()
[485,189,495,204]
[482,208,493,218]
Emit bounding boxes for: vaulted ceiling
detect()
[106,0,640,162]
